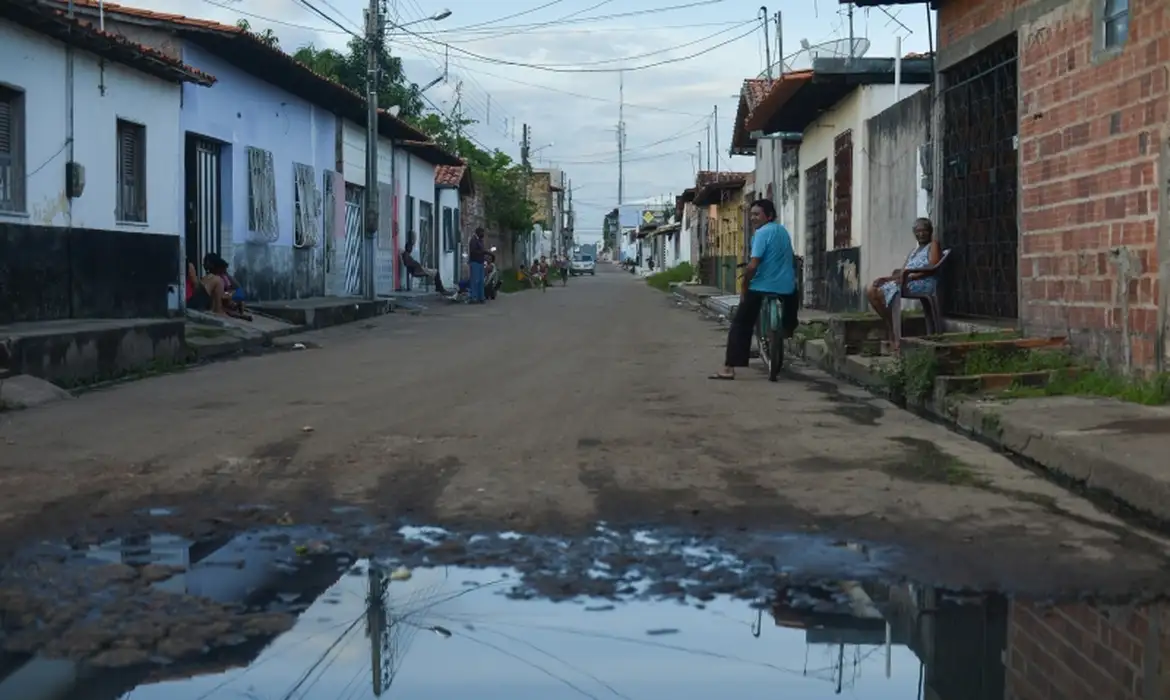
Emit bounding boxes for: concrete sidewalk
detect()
[671,283,739,317]
[801,338,1170,524]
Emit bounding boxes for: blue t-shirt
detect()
[748,221,796,295]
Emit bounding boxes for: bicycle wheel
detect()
[767,298,784,381]
[756,303,772,374]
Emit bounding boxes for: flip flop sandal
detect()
[708,374,735,381]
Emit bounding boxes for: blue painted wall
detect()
[179,44,336,301]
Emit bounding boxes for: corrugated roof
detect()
[3,0,215,85]
[730,78,774,155]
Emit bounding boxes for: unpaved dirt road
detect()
[1,265,1168,595]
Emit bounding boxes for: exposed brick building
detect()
[1007,600,1169,699]
[856,0,1168,370]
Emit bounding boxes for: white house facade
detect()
[0,0,213,323]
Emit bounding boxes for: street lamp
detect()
[392,8,452,30]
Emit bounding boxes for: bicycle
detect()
[735,262,786,382]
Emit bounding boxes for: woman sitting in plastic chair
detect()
[866,217,942,351]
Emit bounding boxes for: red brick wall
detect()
[1006,601,1166,700]
[939,0,1169,369]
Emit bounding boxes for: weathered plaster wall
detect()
[865,88,934,294]
[180,43,334,302]
[0,19,183,235]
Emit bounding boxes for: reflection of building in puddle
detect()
[771,581,917,692]
[0,533,345,700]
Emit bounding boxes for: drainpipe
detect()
[65,0,75,233]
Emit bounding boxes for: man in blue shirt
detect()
[710,198,798,380]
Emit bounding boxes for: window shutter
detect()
[120,126,136,185]
[0,99,11,154]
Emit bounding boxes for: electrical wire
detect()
[436,0,573,32]
[416,0,617,44]
[395,22,761,73]
[404,0,729,37]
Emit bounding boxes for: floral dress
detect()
[880,243,936,306]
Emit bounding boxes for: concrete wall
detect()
[180,43,334,302]
[0,19,183,236]
[438,186,460,285]
[865,88,934,293]
[797,85,928,259]
[937,0,1169,371]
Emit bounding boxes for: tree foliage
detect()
[292,40,424,121]
[245,22,534,235]
[236,19,279,48]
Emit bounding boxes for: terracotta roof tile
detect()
[742,78,773,110]
[61,0,243,32]
[435,164,466,187]
[695,170,751,188]
[4,0,215,84]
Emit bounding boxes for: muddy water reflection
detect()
[0,524,1166,700]
[103,565,928,699]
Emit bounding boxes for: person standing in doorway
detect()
[468,227,487,303]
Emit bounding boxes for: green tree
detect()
[292,39,424,121]
[235,19,279,48]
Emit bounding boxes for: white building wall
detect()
[437,187,460,286]
[795,84,927,259]
[0,19,182,234]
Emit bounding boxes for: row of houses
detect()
[675,0,1166,372]
[0,0,493,327]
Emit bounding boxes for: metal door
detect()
[184,135,221,267]
[941,35,1019,319]
[342,184,364,296]
[804,160,829,309]
[833,130,853,249]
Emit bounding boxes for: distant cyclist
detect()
[709,198,797,380]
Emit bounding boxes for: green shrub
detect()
[646,262,695,291]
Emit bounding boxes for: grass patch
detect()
[921,329,1022,343]
[646,262,695,292]
[794,322,827,343]
[877,347,940,404]
[1003,368,1170,405]
[500,269,540,294]
[959,346,1074,375]
[186,325,230,339]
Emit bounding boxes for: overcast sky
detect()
[143,0,936,243]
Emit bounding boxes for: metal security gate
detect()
[804,160,829,309]
[342,184,364,296]
[184,135,221,268]
[833,130,853,249]
[941,35,1020,319]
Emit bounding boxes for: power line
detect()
[413,0,617,44]
[403,0,729,37]
[396,22,761,73]
[437,0,572,32]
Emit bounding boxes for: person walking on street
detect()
[468,227,487,304]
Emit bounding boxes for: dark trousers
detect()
[724,290,799,367]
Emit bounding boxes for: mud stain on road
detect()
[374,454,464,521]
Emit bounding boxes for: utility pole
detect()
[714,104,720,172]
[847,1,855,60]
[451,80,463,157]
[362,0,382,301]
[696,140,702,173]
[761,6,772,80]
[617,70,625,205]
[706,122,711,170]
[776,11,783,76]
[521,124,531,261]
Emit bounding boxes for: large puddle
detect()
[0,524,1162,699]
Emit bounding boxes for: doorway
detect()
[941,34,1020,319]
[804,159,829,309]
[183,135,222,270]
[341,183,364,296]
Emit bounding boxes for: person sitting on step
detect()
[402,241,448,294]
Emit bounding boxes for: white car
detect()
[570,254,596,276]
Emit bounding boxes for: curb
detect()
[791,337,1170,524]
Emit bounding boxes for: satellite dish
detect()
[756,37,870,79]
